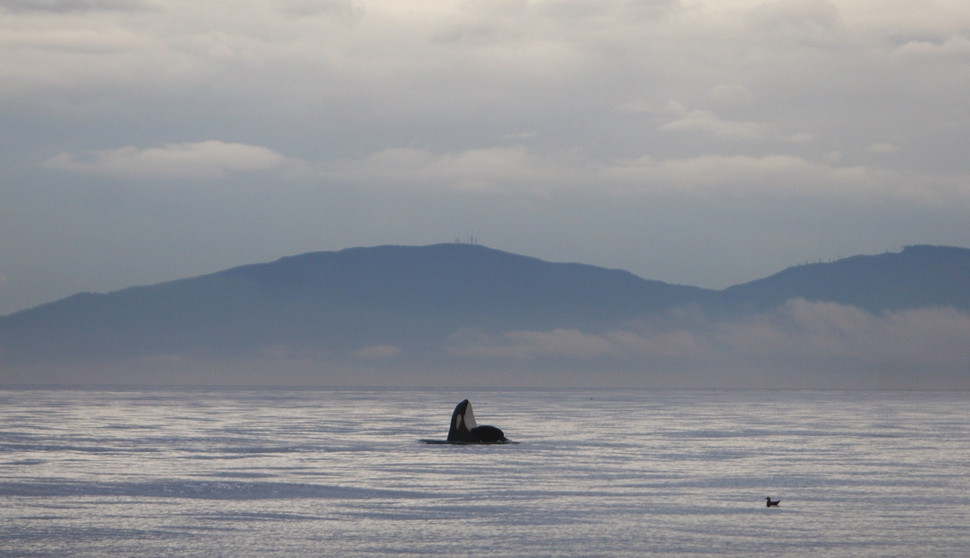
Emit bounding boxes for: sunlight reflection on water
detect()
[1,388,968,556]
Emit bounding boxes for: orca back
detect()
[469,425,506,443]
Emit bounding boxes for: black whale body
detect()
[447,399,507,443]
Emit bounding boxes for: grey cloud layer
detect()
[2,0,970,315]
[45,141,287,179]
[57,300,965,389]
[6,0,965,192]
[443,300,970,389]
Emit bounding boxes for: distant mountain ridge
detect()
[1,243,969,366]
[0,244,706,362]
[720,245,970,314]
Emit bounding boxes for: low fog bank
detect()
[442,299,970,390]
[4,300,967,390]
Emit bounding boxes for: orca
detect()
[446,399,507,443]
[766,497,780,507]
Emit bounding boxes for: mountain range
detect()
[2,243,969,387]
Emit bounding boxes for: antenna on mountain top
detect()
[454,231,479,245]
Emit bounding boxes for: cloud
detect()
[0,0,147,12]
[707,301,970,378]
[894,34,970,59]
[448,328,620,360]
[658,109,765,140]
[705,83,754,106]
[321,147,878,198]
[44,141,288,179]
[746,0,841,32]
[444,300,970,388]
[320,146,576,192]
[866,142,899,154]
[780,133,815,143]
[3,0,970,320]
[276,0,363,20]
[445,322,707,362]
[0,27,146,53]
[601,153,884,197]
[318,145,966,204]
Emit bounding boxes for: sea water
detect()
[1,388,968,556]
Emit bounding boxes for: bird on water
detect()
[766,497,780,507]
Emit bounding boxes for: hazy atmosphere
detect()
[2,0,970,316]
[3,4,970,552]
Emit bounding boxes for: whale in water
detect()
[447,399,507,443]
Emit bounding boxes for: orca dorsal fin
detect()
[448,399,471,441]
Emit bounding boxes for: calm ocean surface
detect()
[1,388,968,556]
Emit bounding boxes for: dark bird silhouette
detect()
[766,497,780,507]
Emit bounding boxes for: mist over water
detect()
[2,388,968,556]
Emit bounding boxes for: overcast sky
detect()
[2,0,969,315]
